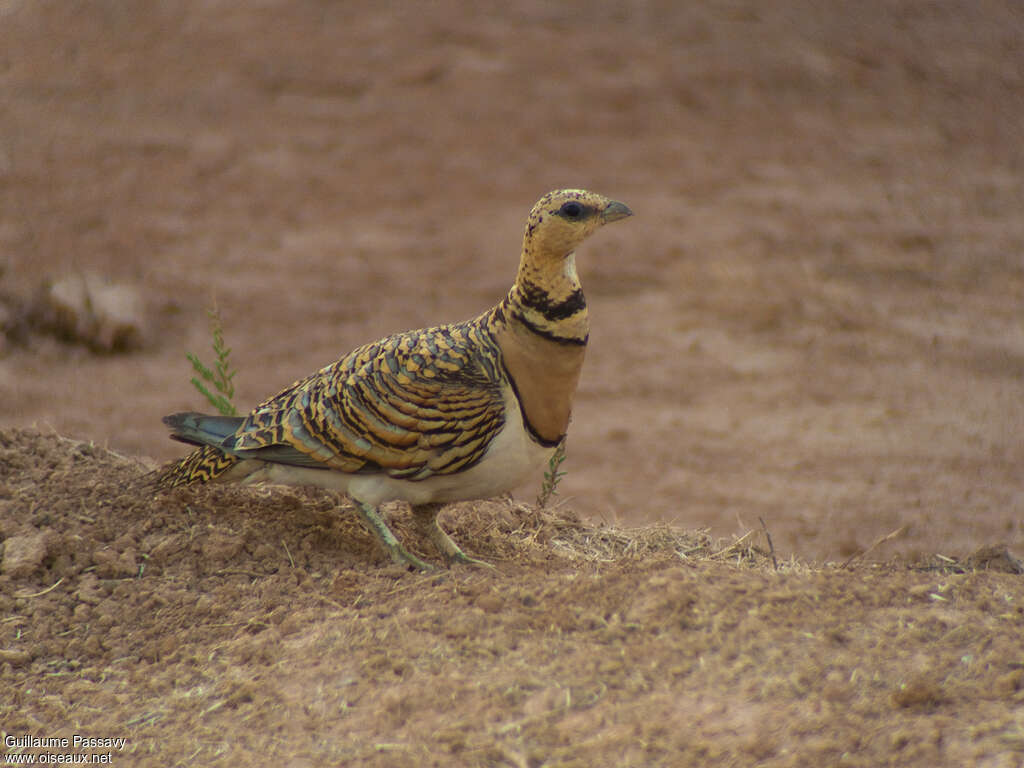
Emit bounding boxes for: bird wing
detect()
[223,321,508,481]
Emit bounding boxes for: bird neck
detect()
[484,244,589,446]
[505,247,589,345]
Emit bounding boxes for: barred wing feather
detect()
[223,324,507,481]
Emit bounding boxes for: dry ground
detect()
[1,0,1023,765]
[1,428,1023,766]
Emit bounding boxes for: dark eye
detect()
[559,201,584,219]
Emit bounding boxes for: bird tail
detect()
[163,411,244,448]
[154,444,241,488]
[153,411,245,488]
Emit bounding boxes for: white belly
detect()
[238,390,555,507]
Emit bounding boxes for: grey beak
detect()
[601,200,633,223]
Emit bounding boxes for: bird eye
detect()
[559,201,584,219]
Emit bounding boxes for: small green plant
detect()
[536,437,568,508]
[186,304,238,417]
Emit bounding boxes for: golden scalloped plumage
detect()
[158,189,632,569]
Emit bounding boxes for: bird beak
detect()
[601,200,633,223]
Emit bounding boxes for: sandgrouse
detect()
[158,189,632,569]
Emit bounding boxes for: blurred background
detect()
[1,0,1021,561]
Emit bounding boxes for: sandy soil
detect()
[1,0,1023,765]
[2,428,1023,766]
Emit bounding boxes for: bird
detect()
[157,189,632,570]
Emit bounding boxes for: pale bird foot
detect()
[357,502,436,572]
[383,541,438,572]
[445,549,496,569]
[413,503,494,569]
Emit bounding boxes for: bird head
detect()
[523,189,633,259]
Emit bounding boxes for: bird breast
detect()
[494,318,586,445]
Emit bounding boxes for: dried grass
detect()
[442,498,784,570]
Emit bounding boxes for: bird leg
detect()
[411,503,494,568]
[356,502,436,571]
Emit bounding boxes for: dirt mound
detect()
[2,428,1022,766]
[2,0,1024,763]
